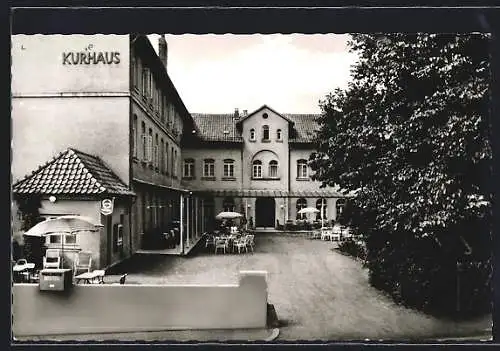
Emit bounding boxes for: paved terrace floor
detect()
[103,234,490,341]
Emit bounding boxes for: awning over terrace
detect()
[192,189,352,198]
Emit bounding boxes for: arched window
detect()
[250,128,256,141]
[223,159,235,178]
[276,129,282,140]
[252,160,262,178]
[223,197,235,212]
[183,158,195,178]
[316,198,327,221]
[203,158,215,177]
[268,160,278,178]
[297,159,308,179]
[296,198,307,220]
[262,125,270,141]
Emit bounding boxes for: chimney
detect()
[234,108,239,119]
[158,34,168,70]
[243,109,248,117]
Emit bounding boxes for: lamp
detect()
[49,196,57,203]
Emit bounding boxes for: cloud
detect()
[148,34,357,114]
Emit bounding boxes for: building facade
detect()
[11,34,349,269]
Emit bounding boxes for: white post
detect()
[180,194,184,254]
[195,197,199,240]
[245,198,248,230]
[201,199,205,233]
[186,196,190,247]
[321,200,324,228]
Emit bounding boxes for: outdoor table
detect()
[75,271,105,284]
[13,263,36,282]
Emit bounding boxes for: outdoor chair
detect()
[214,237,229,254]
[245,234,255,252]
[43,249,61,269]
[233,238,247,254]
[74,251,92,277]
[311,230,322,239]
[321,229,333,241]
[205,234,215,249]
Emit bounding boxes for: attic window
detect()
[263,113,269,119]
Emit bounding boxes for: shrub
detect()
[337,239,367,261]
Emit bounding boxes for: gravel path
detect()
[108,234,491,341]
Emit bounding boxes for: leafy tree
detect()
[310,34,492,316]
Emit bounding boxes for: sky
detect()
[147,34,358,114]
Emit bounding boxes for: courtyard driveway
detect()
[108,234,491,341]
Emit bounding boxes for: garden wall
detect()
[12,271,268,337]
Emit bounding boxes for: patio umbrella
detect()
[23,215,103,268]
[215,211,244,220]
[297,207,320,215]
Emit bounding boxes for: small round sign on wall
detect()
[101,198,114,216]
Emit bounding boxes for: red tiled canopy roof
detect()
[191,113,321,143]
[13,148,135,197]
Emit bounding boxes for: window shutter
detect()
[141,134,148,161]
[146,135,153,162]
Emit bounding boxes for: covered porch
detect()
[192,189,352,231]
[134,180,212,256]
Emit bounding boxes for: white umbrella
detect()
[215,211,244,220]
[297,207,320,215]
[23,216,102,268]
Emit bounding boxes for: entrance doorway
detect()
[255,197,275,228]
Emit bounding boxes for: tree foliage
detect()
[310,34,492,315]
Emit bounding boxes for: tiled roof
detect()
[13,148,135,197]
[191,114,243,142]
[285,114,322,143]
[191,113,320,143]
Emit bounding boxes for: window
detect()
[113,223,124,252]
[173,150,178,176]
[160,139,165,173]
[223,159,235,178]
[250,128,256,141]
[154,134,159,170]
[277,129,282,140]
[263,113,268,119]
[203,159,215,177]
[146,128,153,164]
[262,125,270,141]
[269,160,278,178]
[316,198,327,221]
[171,147,174,176]
[296,198,307,220]
[183,159,195,178]
[223,197,235,212]
[141,122,147,161]
[132,115,138,158]
[46,233,77,246]
[142,68,149,97]
[165,143,169,174]
[336,199,346,217]
[132,57,138,89]
[252,160,262,179]
[161,95,166,124]
[297,159,308,179]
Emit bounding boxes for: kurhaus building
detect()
[11,34,349,269]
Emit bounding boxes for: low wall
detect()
[12,271,268,337]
